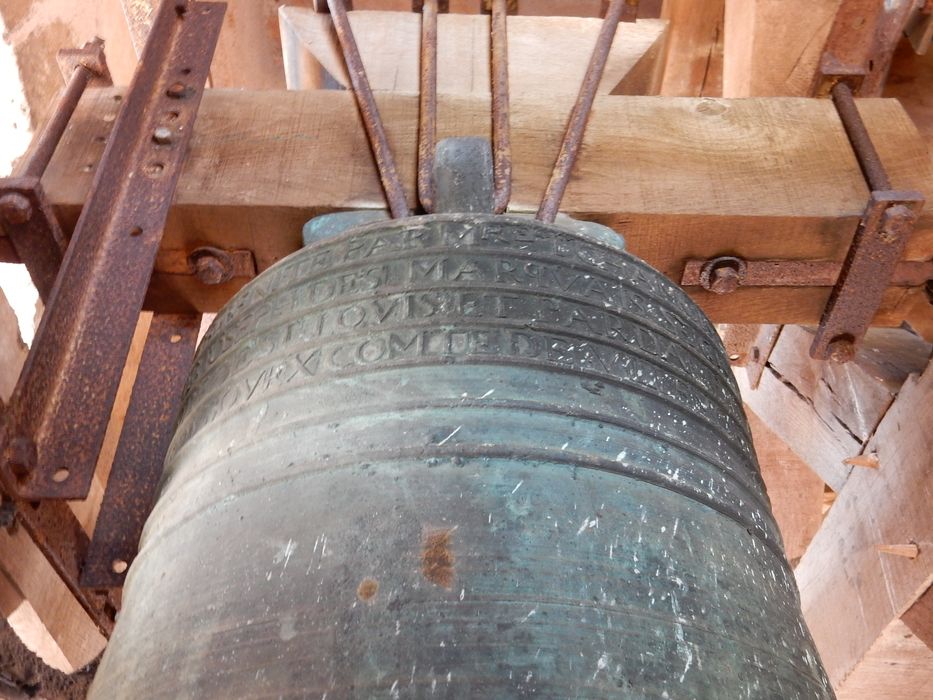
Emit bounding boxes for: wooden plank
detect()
[0,569,71,673]
[746,409,825,564]
[722,0,841,97]
[0,528,106,673]
[902,583,933,649]
[660,0,724,96]
[279,9,669,95]
[795,360,933,687]
[837,619,933,699]
[0,287,26,402]
[38,88,933,325]
[737,366,855,491]
[768,325,931,443]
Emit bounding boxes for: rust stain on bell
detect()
[422,529,455,588]
[356,577,379,601]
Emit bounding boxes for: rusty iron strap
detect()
[417,0,439,213]
[809,80,925,362]
[0,41,110,302]
[328,0,411,218]
[811,191,924,361]
[418,0,512,214]
[681,257,933,290]
[0,0,225,500]
[81,314,200,588]
[536,0,636,223]
[490,0,512,213]
[0,180,66,303]
[15,501,118,635]
[813,0,918,96]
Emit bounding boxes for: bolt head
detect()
[152,126,173,145]
[828,337,856,364]
[5,436,36,478]
[195,255,228,285]
[166,82,189,99]
[709,266,740,294]
[0,194,33,225]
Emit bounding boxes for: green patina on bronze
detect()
[91,214,834,699]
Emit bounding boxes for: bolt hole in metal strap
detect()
[0,0,225,501]
[327,0,637,218]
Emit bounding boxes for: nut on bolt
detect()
[188,246,234,285]
[0,193,33,225]
[827,335,856,364]
[152,127,174,145]
[699,256,747,295]
[4,436,37,479]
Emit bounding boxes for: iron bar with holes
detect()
[0,0,225,501]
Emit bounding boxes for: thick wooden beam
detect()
[795,360,933,688]
[35,88,933,327]
[723,0,840,97]
[737,365,856,491]
[0,528,106,673]
[767,325,931,442]
[279,9,669,94]
[660,0,724,96]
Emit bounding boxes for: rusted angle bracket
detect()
[0,0,225,502]
[0,0,224,634]
[810,82,924,362]
[812,0,920,97]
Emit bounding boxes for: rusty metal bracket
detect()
[56,38,112,86]
[418,0,511,214]
[0,0,225,501]
[81,314,199,589]
[811,190,924,361]
[152,246,257,285]
[812,0,918,97]
[681,257,933,291]
[810,81,925,362]
[0,179,66,302]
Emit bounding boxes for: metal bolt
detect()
[152,126,174,145]
[0,193,33,225]
[0,499,15,529]
[709,266,741,294]
[166,82,189,98]
[189,247,234,285]
[827,336,856,364]
[5,436,36,478]
[699,256,746,295]
[196,256,227,285]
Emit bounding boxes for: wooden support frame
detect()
[21,88,933,332]
[795,359,933,690]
